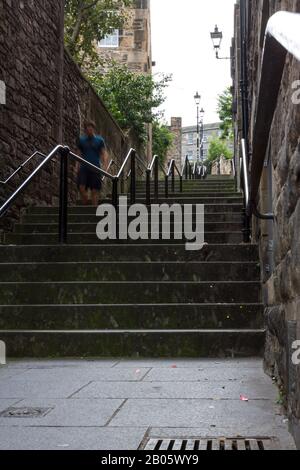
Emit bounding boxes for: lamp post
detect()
[210,25,231,60]
[194,92,201,166]
[200,107,205,163]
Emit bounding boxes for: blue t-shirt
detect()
[78,135,106,168]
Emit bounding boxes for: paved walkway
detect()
[0,358,296,450]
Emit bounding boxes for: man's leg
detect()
[91,189,100,206]
[79,185,89,205]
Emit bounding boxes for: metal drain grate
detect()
[0,407,53,418]
[143,438,278,451]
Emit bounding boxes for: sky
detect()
[151,0,236,127]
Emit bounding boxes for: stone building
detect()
[232,0,300,447]
[181,122,222,165]
[97,0,152,75]
[96,0,152,160]
[166,117,182,170]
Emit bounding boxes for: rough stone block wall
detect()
[0,0,135,231]
[245,0,300,446]
[0,0,65,228]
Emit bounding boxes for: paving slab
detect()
[0,377,92,399]
[143,367,269,382]
[109,398,282,429]
[116,358,263,369]
[0,426,147,450]
[73,379,278,400]
[4,359,120,369]
[0,399,124,427]
[20,367,149,383]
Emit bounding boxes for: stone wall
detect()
[233,0,300,447]
[167,117,182,171]
[0,0,135,231]
[211,156,233,176]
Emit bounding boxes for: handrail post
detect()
[146,169,151,206]
[172,162,175,193]
[185,158,188,180]
[58,146,70,244]
[180,175,183,193]
[165,175,169,199]
[154,157,159,203]
[189,164,192,180]
[112,177,118,209]
[130,150,136,205]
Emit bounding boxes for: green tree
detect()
[152,121,173,166]
[207,135,233,163]
[64,0,133,66]
[217,87,234,139]
[88,64,172,143]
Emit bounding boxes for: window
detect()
[186,150,194,161]
[99,29,119,48]
[188,133,194,145]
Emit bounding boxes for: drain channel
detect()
[142,438,278,451]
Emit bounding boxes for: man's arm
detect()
[100,147,109,170]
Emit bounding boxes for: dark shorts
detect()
[77,165,102,191]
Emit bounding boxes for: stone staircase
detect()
[0,176,265,357]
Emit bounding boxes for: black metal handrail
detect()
[167,159,183,195]
[0,145,140,243]
[181,156,193,180]
[0,151,47,185]
[240,138,274,243]
[0,145,66,240]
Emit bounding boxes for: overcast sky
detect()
[151,0,236,127]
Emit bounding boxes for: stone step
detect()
[106,197,244,204]
[0,244,259,263]
[0,281,261,304]
[14,221,243,234]
[0,261,260,282]
[21,212,244,224]
[0,329,265,358]
[124,192,241,198]
[3,232,244,245]
[0,304,264,330]
[27,204,243,214]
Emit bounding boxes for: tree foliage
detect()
[64,0,133,66]
[152,121,173,166]
[88,64,172,142]
[217,87,234,139]
[207,135,233,163]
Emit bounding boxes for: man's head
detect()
[84,120,96,137]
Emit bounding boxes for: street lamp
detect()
[200,108,205,163]
[194,92,201,164]
[210,25,230,60]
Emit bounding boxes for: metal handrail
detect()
[0,145,65,220]
[102,159,118,181]
[240,138,274,223]
[0,145,141,243]
[244,13,300,222]
[181,155,192,180]
[0,151,47,185]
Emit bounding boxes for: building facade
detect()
[97,0,152,75]
[181,122,222,165]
